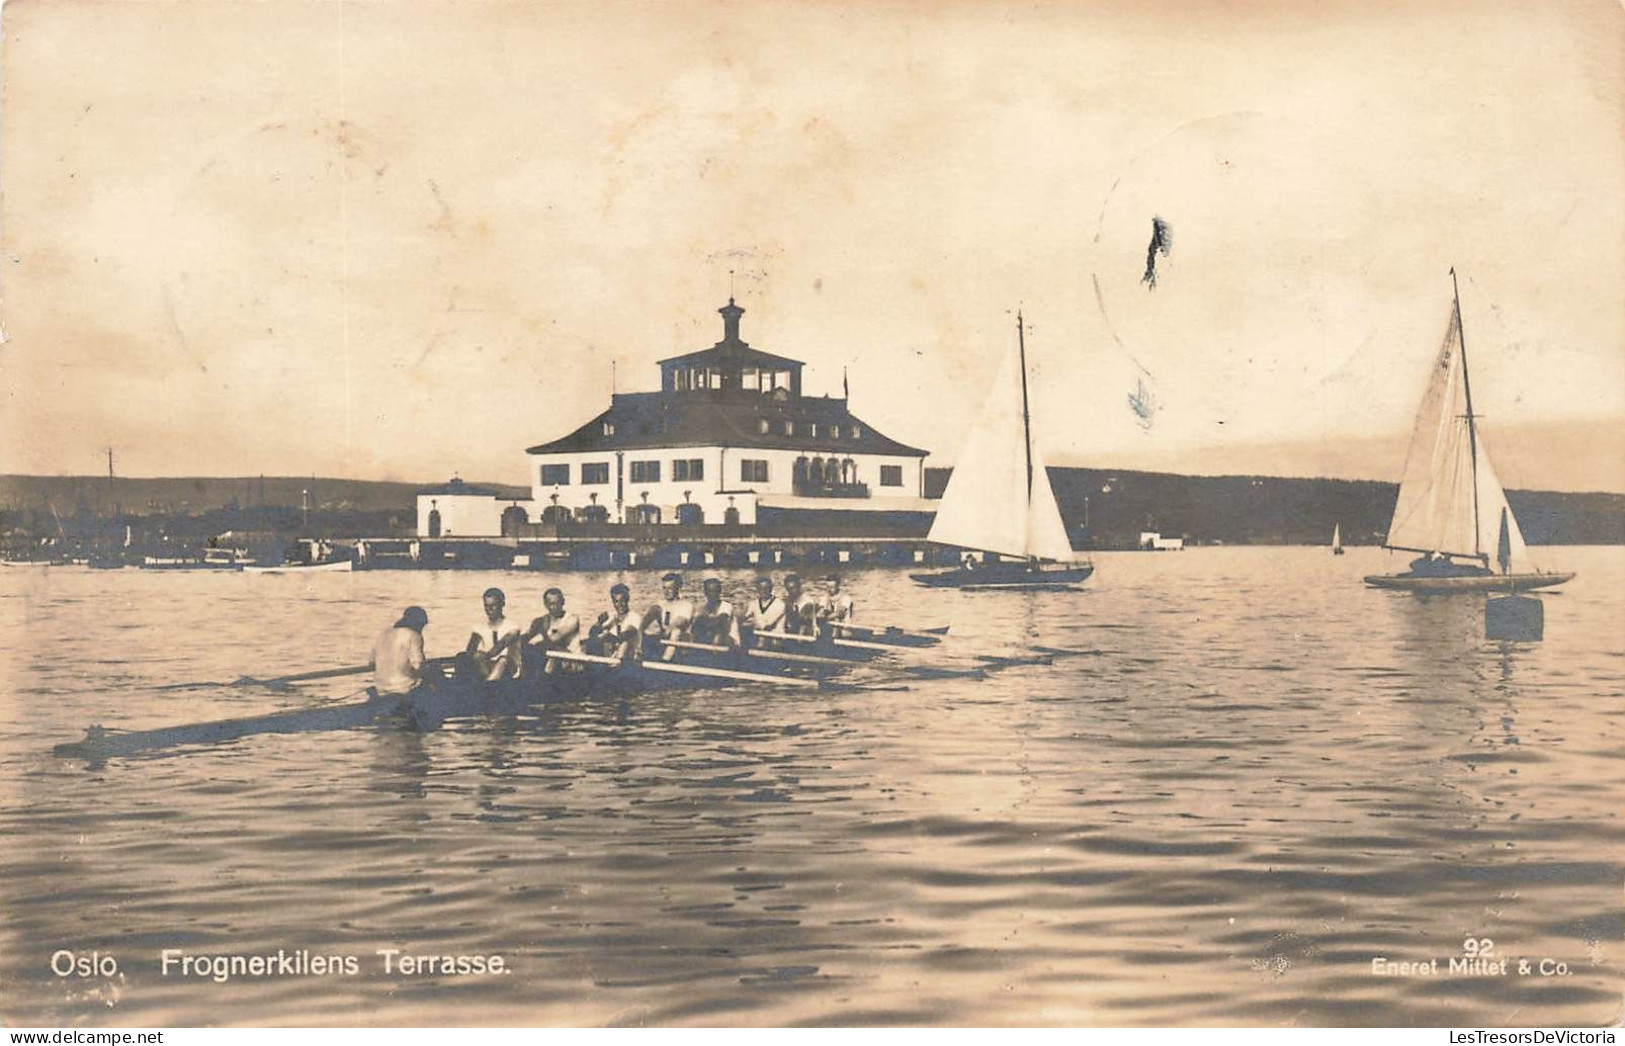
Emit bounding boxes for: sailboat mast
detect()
[1451,268,1483,558]
[1016,311,1034,499]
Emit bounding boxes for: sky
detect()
[2,0,1621,491]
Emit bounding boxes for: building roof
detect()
[656,299,803,372]
[526,392,928,458]
[657,341,804,372]
[417,478,509,498]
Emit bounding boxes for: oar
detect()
[759,631,901,654]
[546,649,823,689]
[660,638,851,668]
[156,663,374,692]
[157,653,474,693]
[828,622,947,643]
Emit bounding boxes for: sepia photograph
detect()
[1,0,1621,1030]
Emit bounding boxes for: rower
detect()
[739,576,786,641]
[691,577,742,649]
[585,582,642,663]
[465,587,522,681]
[782,573,820,636]
[641,572,696,659]
[523,587,581,674]
[821,573,854,624]
[373,606,429,697]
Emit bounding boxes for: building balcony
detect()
[791,480,870,499]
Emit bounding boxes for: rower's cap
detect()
[398,606,429,629]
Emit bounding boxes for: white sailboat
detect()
[1365,272,1574,593]
[1331,523,1344,555]
[911,311,1093,590]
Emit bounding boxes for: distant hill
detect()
[925,467,1625,547]
[0,475,529,516]
[5,470,1621,547]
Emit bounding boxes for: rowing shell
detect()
[53,652,833,763]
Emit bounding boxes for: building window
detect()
[880,465,903,487]
[672,458,704,482]
[741,459,768,484]
[758,419,770,435]
[581,462,609,485]
[629,460,661,483]
[809,422,819,438]
[829,424,841,440]
[782,420,794,436]
[602,421,616,436]
[540,464,570,486]
[851,425,863,439]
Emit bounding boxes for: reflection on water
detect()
[0,547,1620,1026]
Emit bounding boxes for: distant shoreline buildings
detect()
[417,300,934,539]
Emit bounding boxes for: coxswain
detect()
[782,573,820,636]
[821,574,854,624]
[465,587,522,681]
[739,576,786,643]
[586,582,642,663]
[373,606,430,697]
[523,587,581,673]
[691,578,742,649]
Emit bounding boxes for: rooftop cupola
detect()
[719,298,744,343]
[656,299,804,397]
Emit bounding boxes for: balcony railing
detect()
[791,480,870,499]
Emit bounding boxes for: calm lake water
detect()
[1,547,1621,1027]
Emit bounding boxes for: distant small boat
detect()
[141,551,245,571]
[244,559,352,574]
[246,538,352,573]
[1331,524,1344,556]
[911,311,1093,590]
[1365,272,1574,594]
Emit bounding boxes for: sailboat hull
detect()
[1363,571,1574,593]
[910,563,1094,589]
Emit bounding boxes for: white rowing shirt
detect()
[531,611,581,651]
[786,594,821,635]
[470,614,519,653]
[742,595,786,633]
[825,592,854,622]
[648,598,695,640]
[470,614,520,680]
[373,625,425,696]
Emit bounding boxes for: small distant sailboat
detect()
[911,311,1093,590]
[1364,272,1574,594]
[1331,524,1344,556]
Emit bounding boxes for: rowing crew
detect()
[373,573,855,693]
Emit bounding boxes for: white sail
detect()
[1025,431,1079,562]
[927,326,1077,563]
[1383,304,1533,572]
[1473,428,1532,573]
[1332,524,1342,551]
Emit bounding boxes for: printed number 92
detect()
[1462,938,1495,957]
